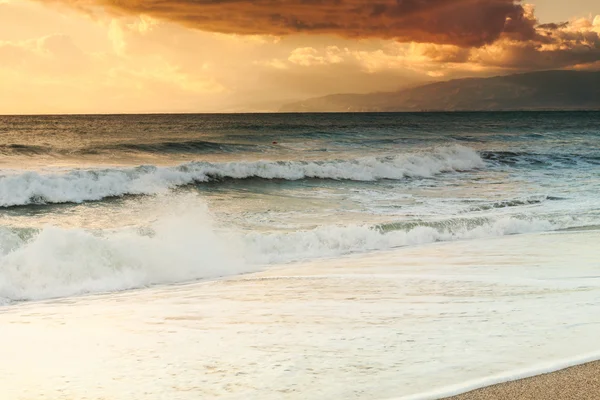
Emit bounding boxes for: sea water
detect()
[0,112,599,398]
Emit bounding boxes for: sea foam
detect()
[0,199,252,303]
[0,145,484,207]
[0,195,568,304]
[245,216,557,264]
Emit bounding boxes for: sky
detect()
[0,0,599,114]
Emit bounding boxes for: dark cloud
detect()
[537,22,569,30]
[39,0,600,71]
[43,0,537,47]
[476,40,600,70]
[407,14,600,71]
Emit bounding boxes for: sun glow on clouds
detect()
[0,1,238,113]
[0,0,599,113]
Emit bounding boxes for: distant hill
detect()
[279,70,600,112]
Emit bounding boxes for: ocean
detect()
[0,112,599,399]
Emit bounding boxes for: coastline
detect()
[444,360,600,400]
[2,231,599,399]
[393,352,600,400]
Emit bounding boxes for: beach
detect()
[1,112,600,399]
[446,361,600,400]
[1,230,599,399]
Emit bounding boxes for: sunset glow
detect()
[1,0,599,113]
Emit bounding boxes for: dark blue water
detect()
[1,112,599,160]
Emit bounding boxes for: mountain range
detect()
[279,70,600,112]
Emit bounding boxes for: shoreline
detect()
[392,352,600,400]
[444,360,600,400]
[2,231,600,399]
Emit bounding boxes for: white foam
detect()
[246,217,556,264]
[0,145,484,206]
[392,351,600,400]
[0,197,253,302]
[0,207,561,303]
[1,230,600,399]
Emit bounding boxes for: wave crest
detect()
[0,201,252,303]
[0,206,574,303]
[247,216,558,264]
[0,145,484,207]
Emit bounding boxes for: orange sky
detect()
[0,0,598,114]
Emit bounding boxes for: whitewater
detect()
[0,145,484,207]
[0,112,599,399]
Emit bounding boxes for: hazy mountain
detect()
[279,70,600,112]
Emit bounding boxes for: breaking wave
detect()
[0,145,484,207]
[0,199,253,303]
[245,216,562,265]
[0,196,583,304]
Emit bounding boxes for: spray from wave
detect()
[0,145,484,207]
[0,193,582,304]
[0,199,251,303]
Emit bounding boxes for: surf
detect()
[1,194,590,304]
[0,145,484,207]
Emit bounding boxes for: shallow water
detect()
[1,231,599,399]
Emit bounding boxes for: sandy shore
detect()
[445,361,600,400]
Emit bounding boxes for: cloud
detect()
[266,12,600,81]
[37,0,599,72]
[0,34,89,74]
[3,0,598,114]
[462,14,600,70]
[34,0,600,75]
[254,59,289,70]
[107,62,226,94]
[351,13,600,73]
[40,0,537,47]
[288,46,344,66]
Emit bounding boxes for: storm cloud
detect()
[42,0,538,47]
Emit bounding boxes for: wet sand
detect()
[445,361,600,400]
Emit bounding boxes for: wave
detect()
[464,195,566,212]
[247,216,559,264]
[0,144,52,155]
[0,145,484,207]
[397,351,600,400]
[0,140,263,156]
[90,140,264,155]
[481,151,600,167]
[0,200,254,303]
[0,198,579,303]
